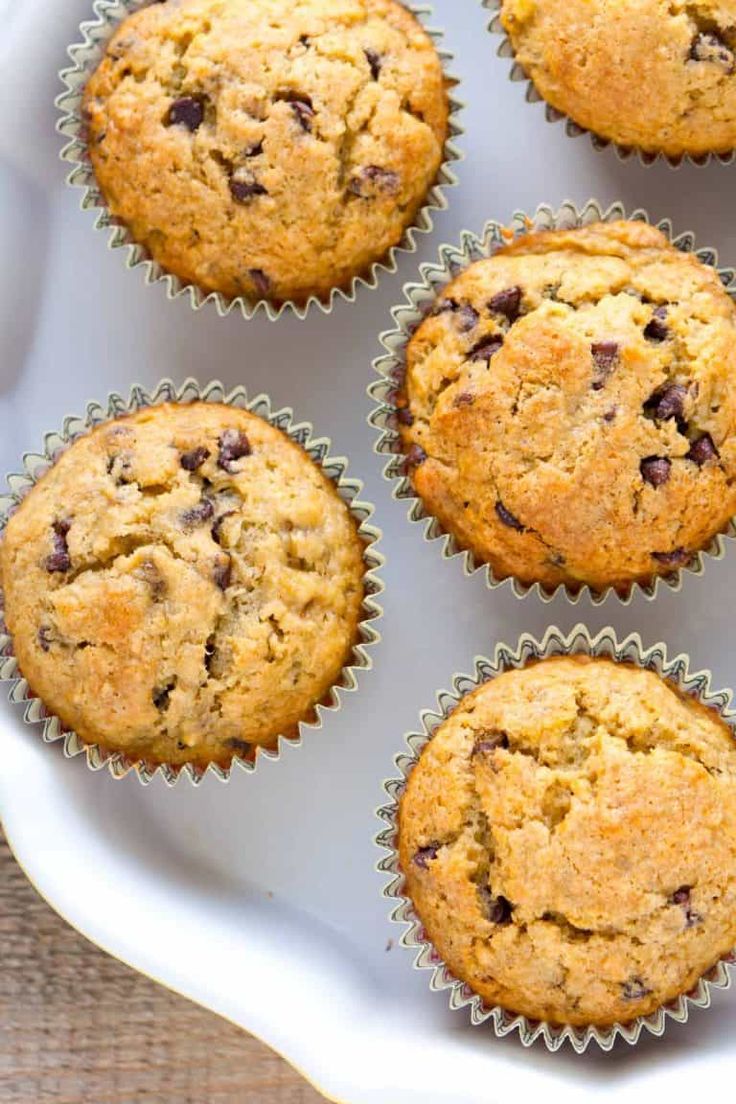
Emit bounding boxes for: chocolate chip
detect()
[153,681,175,712]
[180,498,215,529]
[180,446,210,471]
[621,977,652,1001]
[495,500,524,530]
[396,407,414,426]
[672,885,691,906]
[204,634,217,674]
[402,444,427,474]
[687,433,718,466]
[212,510,235,546]
[230,176,268,203]
[226,738,253,754]
[288,96,315,132]
[690,31,735,71]
[348,165,401,198]
[640,456,672,487]
[488,286,522,322]
[299,34,310,47]
[454,391,475,408]
[45,520,71,573]
[454,305,479,333]
[644,306,669,342]
[166,95,205,131]
[591,341,619,389]
[472,731,509,755]
[249,268,271,297]
[37,626,53,652]
[413,844,440,870]
[478,886,513,925]
[468,335,504,362]
[364,47,382,79]
[245,140,264,158]
[645,383,688,421]
[218,428,252,473]
[213,555,232,590]
[652,548,690,567]
[603,407,617,423]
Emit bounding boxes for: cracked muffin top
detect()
[397,220,736,594]
[500,0,736,158]
[83,0,449,305]
[398,655,736,1027]
[0,402,365,768]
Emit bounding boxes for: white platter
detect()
[2,1,736,1101]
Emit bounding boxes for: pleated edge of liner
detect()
[375,622,736,1052]
[0,376,385,787]
[367,197,736,606]
[54,0,465,322]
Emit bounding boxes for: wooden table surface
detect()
[0,832,326,1104]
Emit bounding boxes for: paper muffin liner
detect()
[0,378,384,786]
[55,0,463,322]
[482,0,736,169]
[376,623,736,1052]
[369,197,736,605]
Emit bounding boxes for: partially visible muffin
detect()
[398,655,736,1026]
[83,0,449,305]
[500,0,736,158]
[0,402,365,767]
[398,220,736,594]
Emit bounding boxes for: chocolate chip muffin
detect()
[500,0,736,158]
[398,220,736,594]
[398,655,736,1027]
[0,402,365,768]
[83,0,449,305]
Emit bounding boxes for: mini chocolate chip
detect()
[245,140,264,158]
[180,446,210,471]
[671,886,703,927]
[468,335,504,362]
[640,456,672,487]
[472,731,509,755]
[488,286,522,322]
[454,391,475,407]
[603,407,617,423]
[348,165,401,198]
[672,885,691,906]
[402,444,427,474]
[180,498,215,529]
[218,428,252,472]
[249,268,271,297]
[396,407,414,426]
[289,96,315,132]
[153,681,175,712]
[687,433,718,466]
[227,738,253,754]
[213,555,232,590]
[37,626,53,652]
[495,500,524,531]
[690,31,735,71]
[478,887,513,925]
[645,383,688,421]
[644,305,669,342]
[299,34,310,47]
[413,844,440,870]
[364,47,382,79]
[204,634,217,674]
[166,96,205,132]
[45,520,72,573]
[212,510,235,545]
[621,977,652,1001]
[652,548,690,567]
[230,176,268,203]
[591,341,619,389]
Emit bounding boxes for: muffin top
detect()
[83,0,449,305]
[500,0,736,158]
[399,220,736,594]
[398,655,736,1026]
[0,402,365,768]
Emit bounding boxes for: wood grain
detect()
[0,832,326,1104]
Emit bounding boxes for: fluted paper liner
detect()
[376,623,736,1052]
[56,0,463,322]
[369,198,736,605]
[0,378,384,786]
[483,0,736,169]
